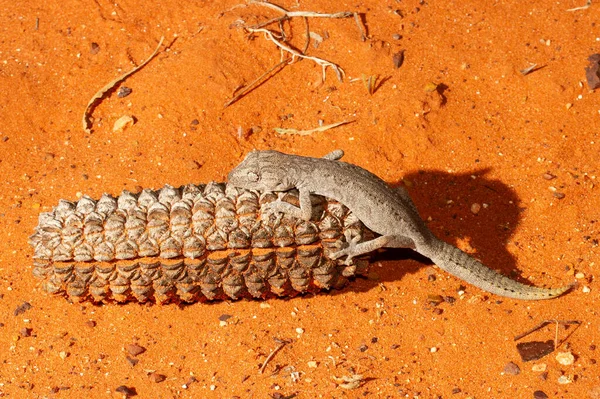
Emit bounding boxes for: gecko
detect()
[227,149,574,300]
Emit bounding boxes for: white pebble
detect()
[430,347,438,353]
[555,351,575,366]
[296,327,304,334]
[557,375,572,384]
[583,286,591,293]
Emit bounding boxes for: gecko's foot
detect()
[261,199,303,220]
[331,230,362,265]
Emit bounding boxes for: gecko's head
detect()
[228,150,296,191]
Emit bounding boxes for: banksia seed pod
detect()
[29,183,373,303]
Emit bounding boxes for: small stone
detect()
[553,192,566,199]
[575,272,585,279]
[358,344,368,352]
[533,390,549,399]
[307,361,318,368]
[259,303,271,309]
[503,361,520,375]
[126,357,139,367]
[392,33,402,40]
[557,374,572,384]
[427,294,444,306]
[542,173,556,180]
[115,385,137,397]
[296,327,304,334]
[531,363,547,372]
[59,351,68,360]
[190,119,199,126]
[451,387,461,394]
[566,103,573,109]
[516,340,555,362]
[424,82,438,92]
[117,87,133,98]
[90,42,100,55]
[149,372,166,383]
[555,351,575,365]
[470,203,481,214]
[430,346,438,353]
[218,314,232,322]
[14,302,32,316]
[393,50,405,69]
[86,320,96,328]
[126,343,146,356]
[20,327,32,337]
[583,286,591,293]
[113,115,135,132]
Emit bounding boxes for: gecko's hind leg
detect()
[332,234,416,264]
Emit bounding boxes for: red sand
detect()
[0,0,598,397]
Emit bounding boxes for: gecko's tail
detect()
[420,238,574,300]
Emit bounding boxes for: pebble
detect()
[113,115,135,132]
[149,372,166,383]
[553,192,566,199]
[117,87,132,98]
[59,351,68,360]
[115,385,137,397]
[20,327,32,337]
[516,340,554,362]
[13,302,32,316]
[295,327,304,334]
[542,173,556,180]
[470,203,481,214]
[430,347,438,353]
[583,286,591,293]
[126,357,139,367]
[90,42,100,55]
[575,272,585,279]
[126,343,146,356]
[557,374,572,384]
[307,361,318,368]
[531,363,547,372]
[503,361,520,375]
[555,351,575,365]
[85,320,96,328]
[533,390,549,399]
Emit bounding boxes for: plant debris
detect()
[332,374,364,389]
[275,120,352,136]
[82,36,164,133]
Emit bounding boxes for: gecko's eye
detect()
[247,171,259,182]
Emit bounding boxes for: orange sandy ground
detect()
[1,0,599,398]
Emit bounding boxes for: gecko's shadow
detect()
[326,168,525,298]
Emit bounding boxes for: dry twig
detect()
[567,0,592,11]
[247,27,344,81]
[274,120,352,136]
[82,36,164,133]
[514,319,581,345]
[259,338,291,374]
[224,59,289,107]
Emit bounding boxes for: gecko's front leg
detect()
[261,188,313,221]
